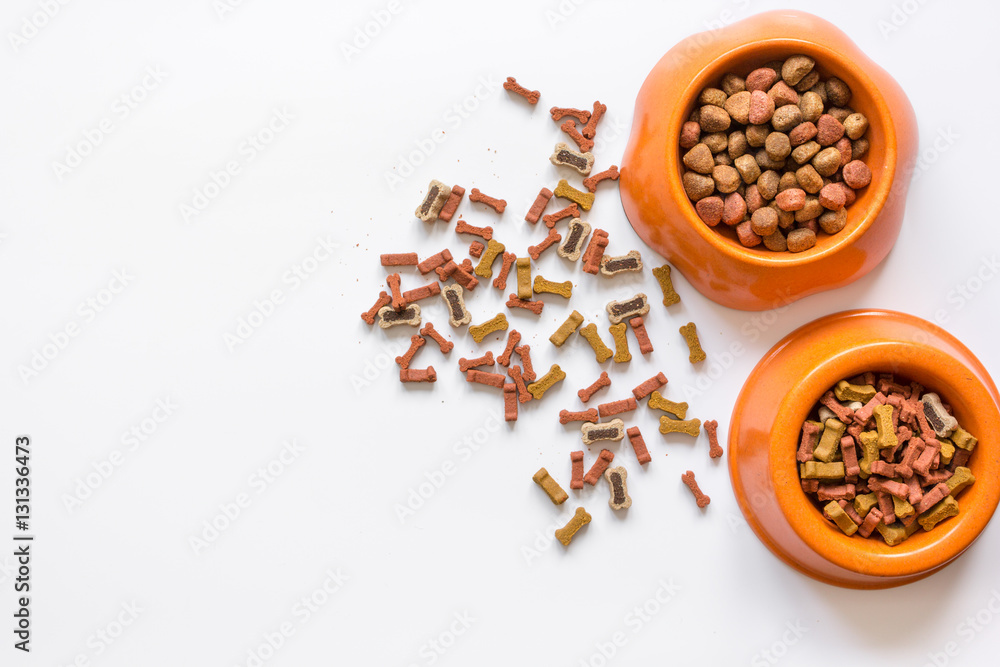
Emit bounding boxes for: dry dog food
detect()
[533,275,572,298]
[400,367,437,383]
[606,293,650,325]
[497,329,522,367]
[560,408,599,425]
[533,468,568,505]
[466,369,507,389]
[550,106,591,123]
[581,229,610,274]
[525,187,554,223]
[550,311,585,347]
[380,252,419,266]
[570,450,585,489]
[455,218,493,240]
[651,264,681,307]
[415,180,452,221]
[419,322,454,354]
[578,323,614,363]
[550,142,596,175]
[377,304,421,329]
[506,293,544,315]
[557,219,592,261]
[554,179,595,211]
[459,351,495,372]
[543,203,579,228]
[395,334,426,370]
[468,241,485,258]
[583,165,619,193]
[600,250,643,277]
[417,248,453,274]
[659,417,702,437]
[703,420,724,459]
[578,371,611,403]
[468,313,508,343]
[560,120,594,153]
[493,252,516,290]
[469,188,507,214]
[440,284,471,327]
[648,391,688,419]
[555,507,591,546]
[527,364,566,400]
[681,470,710,508]
[437,184,465,222]
[626,426,652,464]
[679,322,706,363]
[582,101,607,140]
[598,397,637,419]
[475,239,506,278]
[584,449,615,485]
[528,227,562,260]
[507,365,532,404]
[629,316,654,354]
[503,76,540,104]
[632,372,668,400]
[605,466,632,510]
[361,291,391,325]
[514,344,535,382]
[581,419,626,446]
[609,323,631,363]
[504,383,518,422]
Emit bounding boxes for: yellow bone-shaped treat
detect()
[918,496,959,532]
[474,239,506,279]
[873,404,898,450]
[857,431,879,479]
[609,323,631,363]
[532,274,572,298]
[554,179,595,211]
[550,311,584,347]
[555,506,592,546]
[658,417,701,437]
[947,466,975,497]
[515,257,532,300]
[801,461,845,480]
[648,391,687,419]
[527,364,566,400]
[834,380,877,403]
[468,313,508,343]
[812,418,845,462]
[824,500,858,536]
[532,468,568,505]
[578,323,613,363]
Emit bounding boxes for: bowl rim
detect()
[666,38,897,267]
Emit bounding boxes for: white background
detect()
[3,0,999,665]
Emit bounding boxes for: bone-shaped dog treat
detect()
[583,165,620,192]
[497,329,521,367]
[400,281,442,308]
[459,351,494,372]
[601,251,643,277]
[584,449,615,485]
[947,466,975,497]
[801,461,846,480]
[951,426,977,452]
[386,273,405,310]
[503,76,540,104]
[651,263,681,307]
[555,507,591,546]
[875,520,920,546]
[440,284,471,328]
[835,379,877,403]
[823,500,859,536]
[599,397,637,419]
[581,100,607,140]
[466,369,507,389]
[581,419,625,446]
[550,310,584,347]
[921,393,958,438]
[395,335,426,370]
[626,426,651,464]
[469,188,507,214]
[581,229,610,274]
[703,420,723,459]
[609,323,631,363]
[377,304,421,329]
[474,239,506,279]
[514,344,536,382]
[659,417,701,437]
[381,252,419,266]
[854,493,878,517]
[550,106,591,123]
[857,431,879,479]
[892,494,915,520]
[549,142,596,175]
[649,391,687,419]
[533,467,568,505]
[629,317,653,354]
[554,178,595,211]
[795,421,822,462]
[437,184,465,222]
[415,180,452,222]
[857,507,884,538]
[445,259,479,291]
[468,313,508,343]
[853,392,887,426]
[507,365,532,404]
[939,438,955,466]
[493,252,516,290]
[578,323,614,363]
[528,227,562,261]
[559,408,599,425]
[533,275,572,298]
[570,451,585,489]
[632,372,668,400]
[543,203,579,229]
[681,470,710,508]
[578,371,611,403]
[527,364,566,400]
[361,291,392,325]
[420,322,454,354]
[817,482,857,502]
[876,491,898,525]
[418,248,453,275]
[560,120,594,153]
[867,476,910,501]
[605,466,632,510]
[919,496,959,532]
[873,404,898,451]
[840,435,860,477]
[454,218,493,241]
[915,482,952,514]
[912,439,940,476]
[679,322,706,363]
[504,383,518,422]
[400,367,436,383]
[514,257,532,299]
[557,219,592,261]
[506,294,544,315]
[525,187,554,224]
[606,293,649,325]
[812,418,846,462]
[839,499,864,525]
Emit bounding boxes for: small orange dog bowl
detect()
[620,10,919,311]
[729,310,1000,588]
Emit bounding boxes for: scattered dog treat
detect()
[628,316,654,354]
[703,420,723,459]
[527,364,566,400]
[600,250,643,277]
[550,106,591,123]
[454,218,493,240]
[584,449,615,485]
[377,304,421,329]
[386,272,404,310]
[361,291,392,325]
[507,365,532,404]
[660,417,702,437]
[395,334,426,370]
[626,426,652,464]
[606,293,649,325]
[605,466,632,510]
[679,322,706,363]
[417,248,453,275]
[493,252,516,290]
[583,165,619,193]
[533,468,568,505]
[504,383,518,421]
[533,275,572,298]
[560,120,594,153]
[632,373,668,400]
[578,371,611,403]
[400,281,441,308]
[651,264,681,307]
[554,179,595,211]
[598,397,637,419]
[440,284,471,327]
[459,351,495,372]
[542,203,579,229]
[415,180,452,222]
[578,323,614,363]
[681,471,710,508]
[438,185,466,222]
[400,367,437,383]
[649,391,688,419]
[550,310,585,347]
[581,419,626,446]
[514,344,536,382]
[528,227,562,260]
[581,101,607,140]
[466,369,507,389]
[609,323,631,363]
[570,451,585,489]
[469,313,508,343]
[474,239,506,278]
[550,142,596,175]
[420,322,454,354]
[380,252,419,266]
[525,187,554,224]
[560,408,599,424]
[581,229,609,274]
[555,507,591,546]
[469,188,507,214]
[506,293,544,315]
[503,76,540,104]
[557,218,592,261]
[922,392,959,438]
[514,257,532,299]
[497,329,522,367]
[468,241,485,258]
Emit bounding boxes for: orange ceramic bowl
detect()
[729,310,1000,588]
[619,10,919,311]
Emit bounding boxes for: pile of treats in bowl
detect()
[797,373,977,546]
[362,77,723,548]
[679,54,872,252]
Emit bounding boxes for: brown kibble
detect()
[744,184,763,213]
[750,206,779,236]
[698,87,727,107]
[791,140,821,164]
[795,196,822,222]
[819,183,847,210]
[768,80,799,107]
[794,70,820,93]
[765,132,791,160]
[695,196,724,226]
[735,220,762,247]
[816,114,845,146]
[798,91,824,123]
[722,192,746,226]
[852,138,870,160]
[733,154,760,184]
[754,148,785,171]
[721,72,746,95]
[703,132,728,153]
[775,188,806,211]
[762,229,788,251]
[836,182,857,206]
[826,77,852,106]
[835,137,853,167]
[774,204,795,229]
[682,172,715,201]
[745,124,770,147]
[682,143,715,174]
[787,227,817,252]
[712,165,741,193]
[777,172,799,192]
[770,104,803,132]
[748,90,775,125]
[746,67,778,92]
[723,91,751,124]
[843,160,872,189]
[789,122,817,146]
[699,105,731,132]
[757,170,780,200]
[812,147,843,177]
[782,55,815,86]
[828,107,852,123]
[728,130,748,160]
[818,208,848,234]
[680,121,701,149]
[795,164,823,193]
[844,113,869,140]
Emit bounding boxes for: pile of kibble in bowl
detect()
[797,372,977,546]
[679,55,872,253]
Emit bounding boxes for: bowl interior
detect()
[670,39,894,265]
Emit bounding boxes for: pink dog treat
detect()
[796,421,822,463]
[628,316,654,354]
[514,344,536,382]
[857,507,884,537]
[915,482,952,514]
[839,499,863,525]
[507,365,532,404]
[579,371,612,403]
[417,248,453,274]
[503,76,540,104]
[380,253,419,266]
[561,119,594,153]
[853,392,887,425]
[400,367,437,383]
[493,252,516,290]
[584,449,615,485]
[420,322,453,354]
[542,203,579,228]
[598,397,637,419]
[581,100,607,140]
[581,229,609,275]
[627,426,651,464]
[387,273,405,311]
[395,335,426,370]
[817,483,856,501]
[570,451,585,489]
[469,188,507,214]
[868,477,910,500]
[840,436,860,477]
[632,372,668,400]
[704,420,723,459]
[506,294,545,315]
[459,351,495,372]
[905,476,923,505]
[497,329,522,367]
[528,227,562,260]
[504,383,518,422]
[819,391,853,423]
[362,291,392,325]
[525,187,554,224]
[560,408,599,425]
[877,492,896,525]
[438,185,465,222]
[681,471,710,508]
[466,369,507,389]
[454,219,493,241]
[912,439,940,476]
[583,165,620,193]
